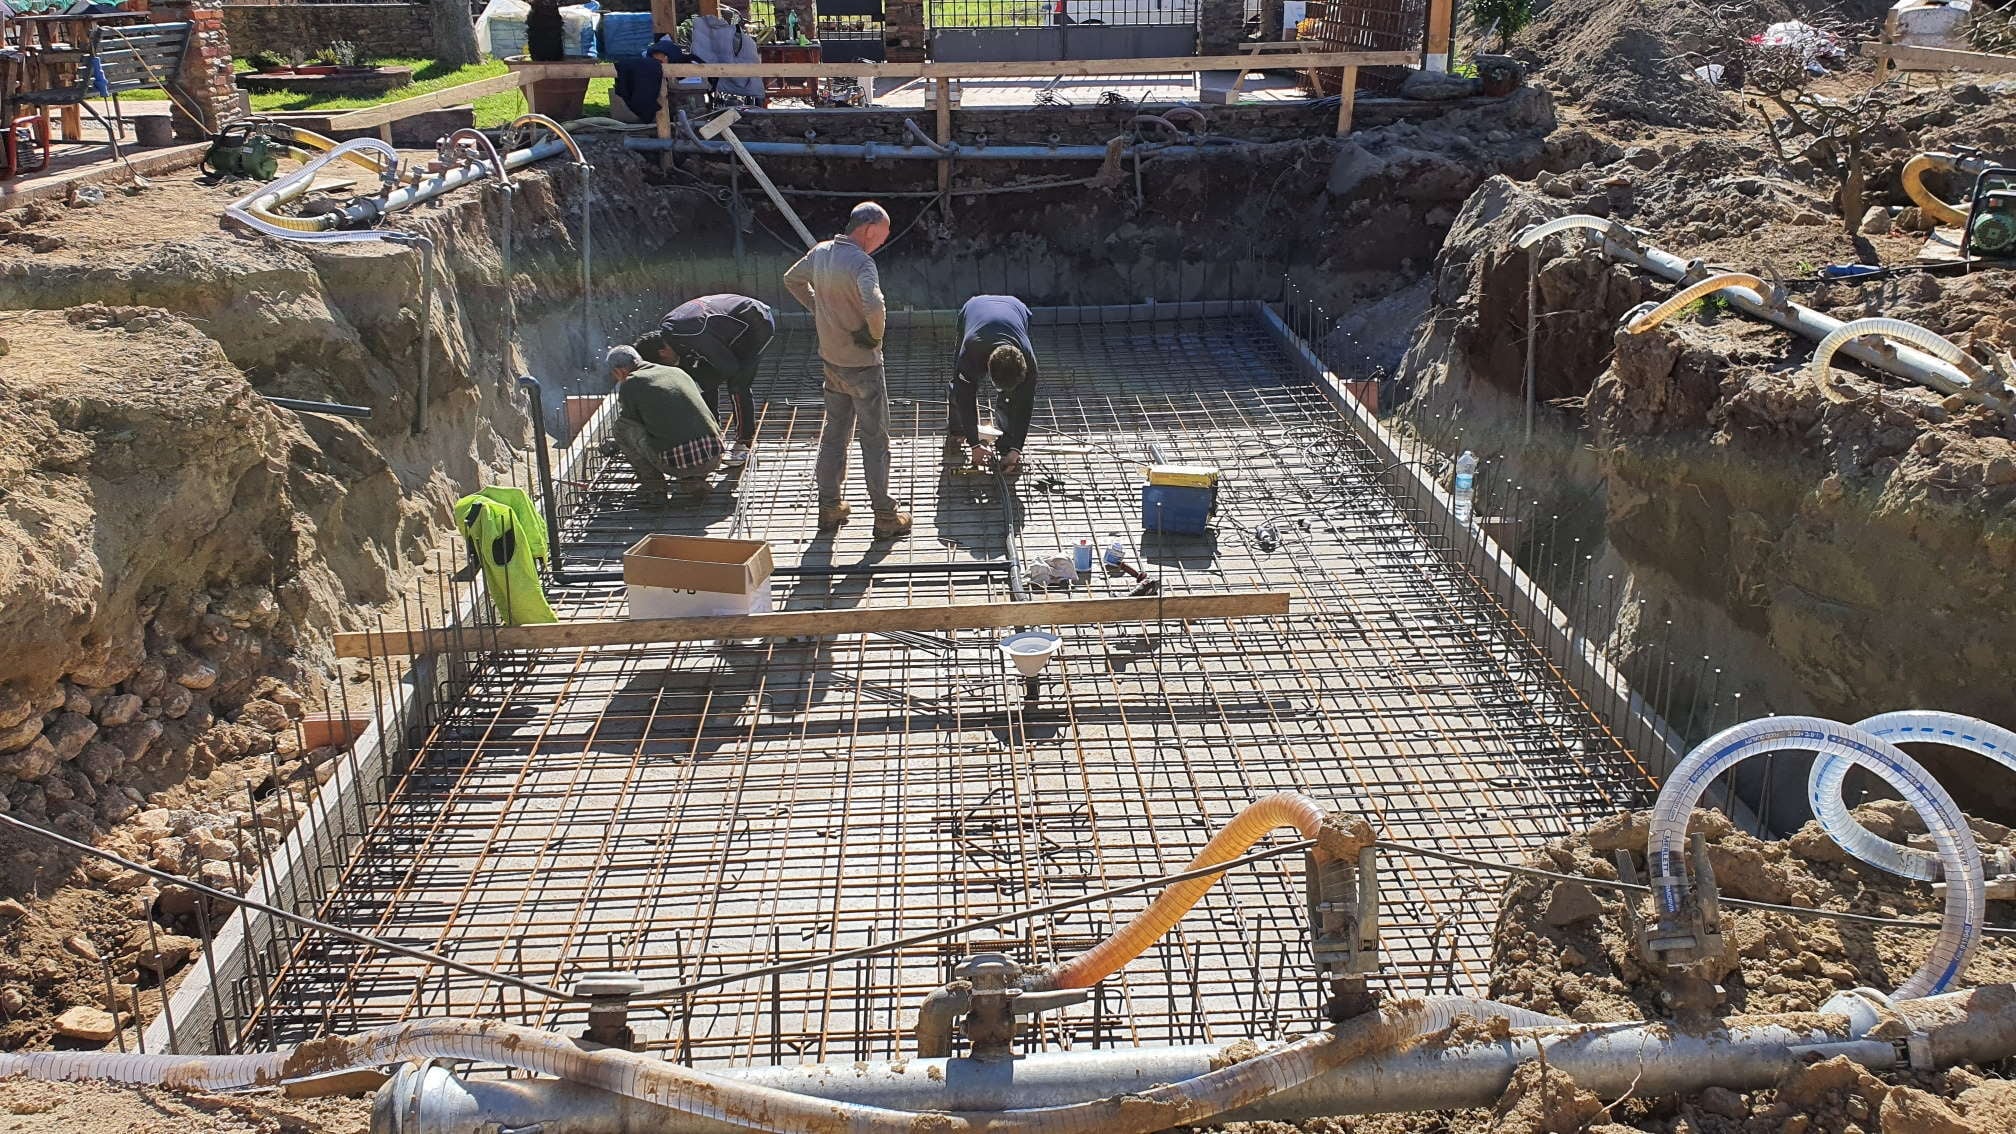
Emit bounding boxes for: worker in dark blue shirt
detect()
[946,295,1038,474]
[657,293,774,464]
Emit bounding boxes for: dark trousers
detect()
[697,377,757,444]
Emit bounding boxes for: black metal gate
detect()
[928,0,1198,62]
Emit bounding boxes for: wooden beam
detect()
[324,71,529,130]
[1867,41,2016,75]
[934,77,952,217]
[514,50,1416,84]
[653,70,674,172]
[1334,65,1357,135]
[651,0,678,35]
[1424,0,1454,71]
[333,592,1294,658]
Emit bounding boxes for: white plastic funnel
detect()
[1000,631,1062,677]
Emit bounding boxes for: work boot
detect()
[872,508,913,540]
[725,441,753,466]
[818,501,852,530]
[942,436,968,466]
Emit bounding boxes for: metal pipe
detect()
[261,396,373,419]
[338,137,571,229]
[577,160,595,375]
[903,116,951,155]
[369,985,2016,1133]
[518,375,563,573]
[387,233,437,435]
[626,137,1142,161]
[1521,216,2000,409]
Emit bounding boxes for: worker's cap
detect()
[605,345,645,370]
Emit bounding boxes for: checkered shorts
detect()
[665,432,725,472]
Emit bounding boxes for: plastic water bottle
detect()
[1073,539,1094,574]
[1103,536,1126,567]
[1451,450,1477,525]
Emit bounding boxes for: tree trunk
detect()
[433,0,484,67]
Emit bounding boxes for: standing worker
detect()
[606,341,724,506]
[782,201,911,539]
[659,293,774,466]
[946,295,1039,475]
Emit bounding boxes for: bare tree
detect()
[1695,3,1899,236]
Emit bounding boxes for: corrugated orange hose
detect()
[1037,793,1372,990]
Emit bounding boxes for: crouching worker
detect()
[947,295,1038,474]
[607,340,724,506]
[660,292,774,465]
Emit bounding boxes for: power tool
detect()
[1965,167,2016,259]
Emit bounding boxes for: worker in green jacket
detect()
[608,341,725,506]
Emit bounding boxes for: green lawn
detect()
[129,57,612,129]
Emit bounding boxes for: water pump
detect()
[1965,168,2016,258]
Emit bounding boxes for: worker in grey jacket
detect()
[782,201,911,539]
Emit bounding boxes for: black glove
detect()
[851,326,880,350]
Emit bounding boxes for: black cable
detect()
[0,810,582,1001]
[1376,838,2016,938]
[637,837,1317,1001]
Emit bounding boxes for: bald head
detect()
[845,201,891,253]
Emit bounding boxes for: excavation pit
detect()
[167,304,1666,1063]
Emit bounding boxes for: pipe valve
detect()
[1619,833,1727,1012]
[914,953,1094,1059]
[573,970,647,1051]
[1308,846,1381,978]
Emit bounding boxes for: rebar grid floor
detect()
[255,315,1657,1063]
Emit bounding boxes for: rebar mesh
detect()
[246,312,1656,1063]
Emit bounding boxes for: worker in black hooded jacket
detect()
[946,295,1038,474]
[656,293,774,464]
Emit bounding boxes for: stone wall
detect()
[1196,0,1244,54]
[221,2,438,62]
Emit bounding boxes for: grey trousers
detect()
[815,362,897,514]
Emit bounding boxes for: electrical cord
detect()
[1375,837,2016,938]
[0,810,583,1001]
[0,807,1314,1008]
[638,836,1318,1002]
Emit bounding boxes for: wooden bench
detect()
[13,20,193,164]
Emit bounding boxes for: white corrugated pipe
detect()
[1646,715,1985,1000]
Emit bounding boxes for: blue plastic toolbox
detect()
[1141,484,1215,535]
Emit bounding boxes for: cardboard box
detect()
[623,535,775,619]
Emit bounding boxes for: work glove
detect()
[1000,449,1023,475]
[850,326,880,350]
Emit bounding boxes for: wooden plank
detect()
[324,71,529,130]
[1334,65,1357,135]
[650,0,677,34]
[517,50,1416,83]
[1869,41,2016,74]
[333,592,1295,658]
[934,76,951,215]
[653,70,674,172]
[1425,0,1454,71]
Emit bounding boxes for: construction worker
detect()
[606,342,723,507]
[659,293,774,465]
[946,295,1038,475]
[782,201,912,539]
